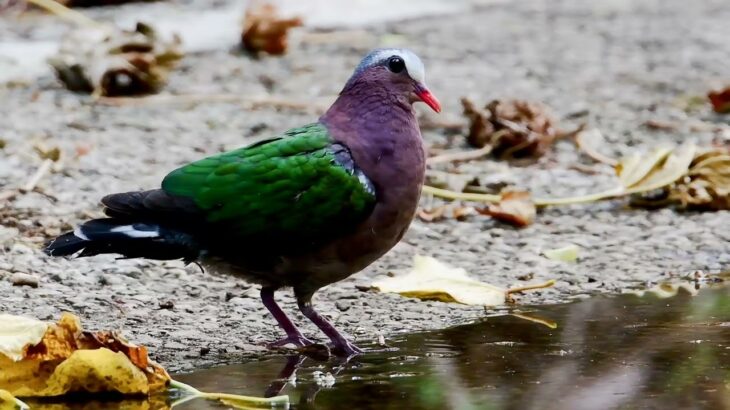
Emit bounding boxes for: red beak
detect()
[415,83,441,113]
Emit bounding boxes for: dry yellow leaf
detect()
[0,315,47,362]
[617,144,697,193]
[374,255,507,305]
[670,149,730,210]
[0,313,169,398]
[9,349,149,397]
[542,245,580,263]
[372,256,554,306]
[0,389,23,410]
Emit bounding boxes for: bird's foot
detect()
[268,335,315,349]
[330,340,363,357]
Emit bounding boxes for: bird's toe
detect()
[268,335,315,349]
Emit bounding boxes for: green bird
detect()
[44,48,441,356]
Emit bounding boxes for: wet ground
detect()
[19,285,730,409]
[2,0,730,371]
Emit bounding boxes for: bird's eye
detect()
[387,56,405,73]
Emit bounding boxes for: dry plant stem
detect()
[574,130,618,166]
[507,279,556,295]
[25,0,103,28]
[169,379,289,408]
[427,145,493,165]
[421,185,626,206]
[21,159,53,193]
[510,313,558,329]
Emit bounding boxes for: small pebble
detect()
[335,300,351,312]
[9,272,39,288]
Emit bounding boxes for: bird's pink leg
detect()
[296,295,363,357]
[261,287,314,348]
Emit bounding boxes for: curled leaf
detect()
[372,256,554,306]
[0,315,47,362]
[669,148,730,210]
[50,22,183,96]
[373,255,508,306]
[542,245,580,263]
[241,2,303,55]
[0,313,169,398]
[477,190,536,227]
[708,86,730,114]
[461,98,557,159]
[619,144,697,194]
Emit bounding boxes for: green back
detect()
[161,123,376,244]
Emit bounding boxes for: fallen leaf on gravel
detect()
[665,147,730,210]
[617,143,697,194]
[0,313,169,397]
[461,97,557,159]
[708,86,730,114]
[0,314,288,408]
[372,255,554,306]
[241,2,303,55]
[417,203,475,222]
[476,190,536,227]
[373,255,507,305]
[625,145,730,210]
[0,315,47,361]
[542,245,580,263]
[50,22,183,96]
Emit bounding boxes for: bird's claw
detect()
[330,340,363,357]
[268,335,315,348]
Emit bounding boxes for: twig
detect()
[574,129,618,166]
[422,184,627,207]
[21,159,52,193]
[427,145,493,165]
[25,0,104,28]
[507,279,556,294]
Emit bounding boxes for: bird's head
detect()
[342,48,441,113]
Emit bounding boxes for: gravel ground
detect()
[1,0,729,372]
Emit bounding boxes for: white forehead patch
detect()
[356,48,427,84]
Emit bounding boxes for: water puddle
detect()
[170,285,730,409]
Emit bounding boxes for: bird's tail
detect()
[44,218,200,262]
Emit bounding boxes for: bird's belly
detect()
[278,188,421,288]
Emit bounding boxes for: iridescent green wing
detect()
[161,123,376,244]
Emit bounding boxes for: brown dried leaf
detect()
[417,205,447,222]
[50,22,183,97]
[708,86,730,114]
[669,148,730,210]
[461,98,557,159]
[477,190,536,227]
[0,312,169,397]
[242,2,303,55]
[417,204,474,222]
